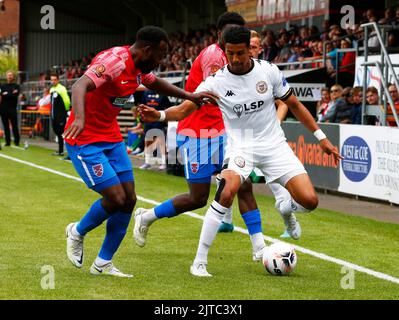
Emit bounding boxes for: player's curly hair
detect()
[216,12,245,31]
[222,26,250,47]
[136,26,169,47]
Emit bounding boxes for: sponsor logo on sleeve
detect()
[93,64,106,78]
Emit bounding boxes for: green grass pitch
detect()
[0,145,398,299]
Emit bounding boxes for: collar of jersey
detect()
[227,59,255,76]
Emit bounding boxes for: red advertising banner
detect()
[226,0,329,25]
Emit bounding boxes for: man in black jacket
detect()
[0,71,20,146]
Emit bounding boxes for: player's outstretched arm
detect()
[62,75,95,140]
[145,77,218,105]
[138,100,198,122]
[285,94,343,164]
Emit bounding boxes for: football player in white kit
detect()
[139,26,342,277]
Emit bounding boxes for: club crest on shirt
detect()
[234,156,245,168]
[93,64,106,78]
[256,81,268,94]
[210,65,220,75]
[191,162,199,174]
[233,104,243,118]
[92,164,104,177]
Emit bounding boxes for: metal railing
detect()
[361,22,399,126]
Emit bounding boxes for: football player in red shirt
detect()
[64,26,217,277]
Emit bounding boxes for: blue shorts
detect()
[176,134,226,184]
[66,141,134,192]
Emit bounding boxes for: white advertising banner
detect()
[339,125,399,204]
[353,54,399,91]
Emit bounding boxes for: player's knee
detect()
[218,188,235,208]
[123,194,136,213]
[238,179,252,195]
[189,193,208,209]
[303,193,318,211]
[111,193,127,211]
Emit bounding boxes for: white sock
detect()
[193,201,228,265]
[142,208,158,226]
[221,207,233,224]
[161,154,166,165]
[145,152,151,164]
[95,256,111,267]
[72,224,83,238]
[268,181,291,204]
[268,182,309,216]
[250,232,266,252]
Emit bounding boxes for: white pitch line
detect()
[1,152,399,285]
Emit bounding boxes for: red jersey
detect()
[65,46,156,146]
[177,43,226,138]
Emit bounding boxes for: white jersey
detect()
[195,59,292,152]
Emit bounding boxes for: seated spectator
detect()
[365,86,380,125]
[351,86,363,124]
[316,87,332,122]
[335,87,355,123]
[387,83,399,126]
[321,84,346,123]
[378,7,396,25]
[366,86,379,105]
[261,34,279,62]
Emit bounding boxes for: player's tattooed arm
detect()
[62,75,96,139]
[284,94,343,164]
[138,100,198,122]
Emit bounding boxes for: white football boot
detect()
[252,246,266,262]
[133,208,149,247]
[90,261,133,278]
[190,262,212,277]
[66,222,84,268]
[281,212,302,240]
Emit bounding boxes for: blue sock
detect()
[241,209,262,235]
[76,199,110,236]
[98,212,132,261]
[154,199,177,218]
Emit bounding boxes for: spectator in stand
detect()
[379,7,396,25]
[316,87,332,122]
[365,86,380,125]
[366,86,379,105]
[351,86,363,124]
[337,38,356,88]
[286,40,303,69]
[335,87,355,123]
[261,33,279,62]
[0,70,20,146]
[387,83,399,126]
[321,84,346,123]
